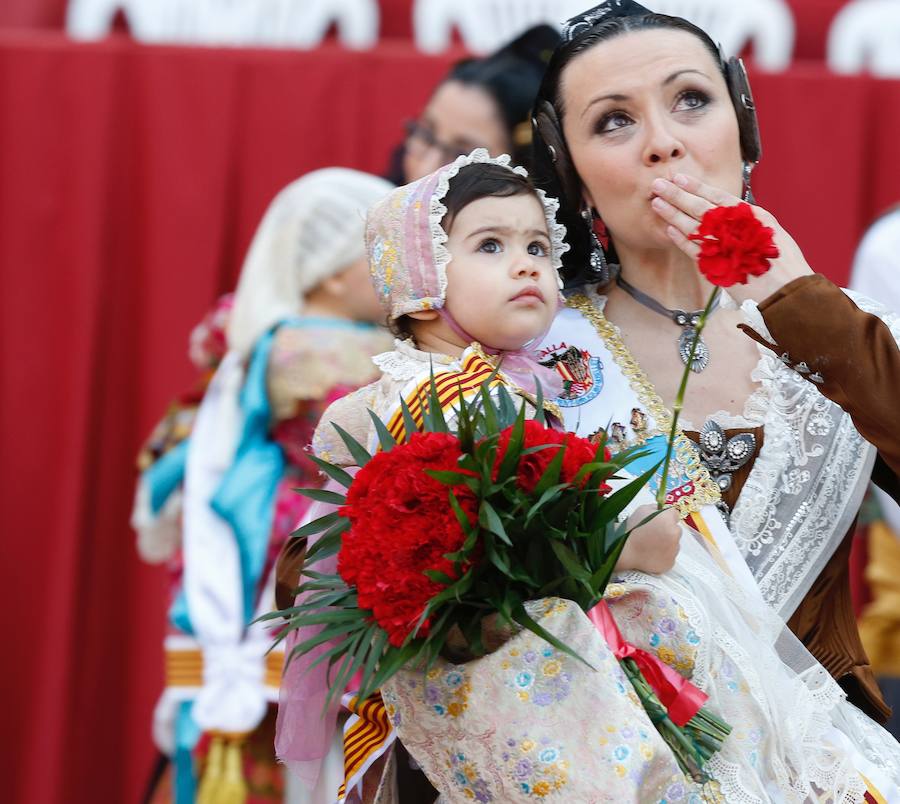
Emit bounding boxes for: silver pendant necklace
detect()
[615,274,720,373]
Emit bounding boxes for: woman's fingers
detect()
[650,195,699,237]
[665,224,701,260]
[672,173,741,208]
[654,174,814,305]
[651,176,714,222]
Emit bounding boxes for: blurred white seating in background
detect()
[66,0,380,49]
[413,0,584,54]
[827,0,900,78]
[650,0,794,70]
[413,0,794,69]
[67,0,803,69]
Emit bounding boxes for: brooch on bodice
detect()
[694,420,757,519]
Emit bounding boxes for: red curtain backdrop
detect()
[0,0,66,28]
[2,29,900,804]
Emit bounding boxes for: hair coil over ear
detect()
[532,99,598,287]
[724,56,762,164]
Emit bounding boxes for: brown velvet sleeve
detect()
[739,274,900,484]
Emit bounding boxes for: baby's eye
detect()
[528,241,549,257]
[478,238,502,254]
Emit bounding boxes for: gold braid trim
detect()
[565,293,720,518]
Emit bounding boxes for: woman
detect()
[532,0,900,724]
[133,168,394,803]
[388,24,561,183]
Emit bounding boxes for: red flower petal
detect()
[337,432,477,645]
[688,203,779,287]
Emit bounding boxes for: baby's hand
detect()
[615,504,681,575]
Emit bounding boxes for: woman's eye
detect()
[478,238,501,254]
[528,241,549,257]
[674,89,710,112]
[596,111,633,134]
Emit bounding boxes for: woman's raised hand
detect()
[649,173,813,304]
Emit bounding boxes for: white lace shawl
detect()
[729,289,900,618]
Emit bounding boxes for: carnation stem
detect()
[656,288,721,510]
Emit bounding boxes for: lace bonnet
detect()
[366,149,568,320]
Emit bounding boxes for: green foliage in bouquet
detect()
[264,379,654,702]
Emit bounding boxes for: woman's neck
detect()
[614,243,714,311]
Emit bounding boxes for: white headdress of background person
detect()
[227,167,395,358]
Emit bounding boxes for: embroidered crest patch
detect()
[539,343,604,407]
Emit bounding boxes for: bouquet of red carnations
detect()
[268,381,730,781]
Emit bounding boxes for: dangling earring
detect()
[742,161,756,203]
[582,207,611,284]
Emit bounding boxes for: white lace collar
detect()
[372,339,463,383]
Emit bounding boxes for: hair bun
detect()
[497,24,562,68]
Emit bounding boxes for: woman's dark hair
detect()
[447,24,561,169]
[531,12,761,287]
[440,162,538,232]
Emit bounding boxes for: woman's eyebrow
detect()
[662,68,710,85]
[581,68,711,119]
[581,92,628,119]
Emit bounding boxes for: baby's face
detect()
[444,193,559,351]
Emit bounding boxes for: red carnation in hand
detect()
[495,420,611,495]
[688,203,779,287]
[338,432,477,647]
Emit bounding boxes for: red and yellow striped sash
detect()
[386,352,501,444]
[862,773,888,804]
[684,511,734,578]
[337,692,395,802]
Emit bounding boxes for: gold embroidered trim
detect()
[566,293,720,517]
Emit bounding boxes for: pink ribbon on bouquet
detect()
[587,600,707,728]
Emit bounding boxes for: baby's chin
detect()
[476,325,551,352]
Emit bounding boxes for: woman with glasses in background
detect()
[387,24,561,183]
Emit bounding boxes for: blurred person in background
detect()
[132,168,394,804]
[387,24,561,183]
[852,204,900,739]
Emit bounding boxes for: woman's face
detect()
[338,254,387,323]
[402,80,511,182]
[559,29,743,253]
